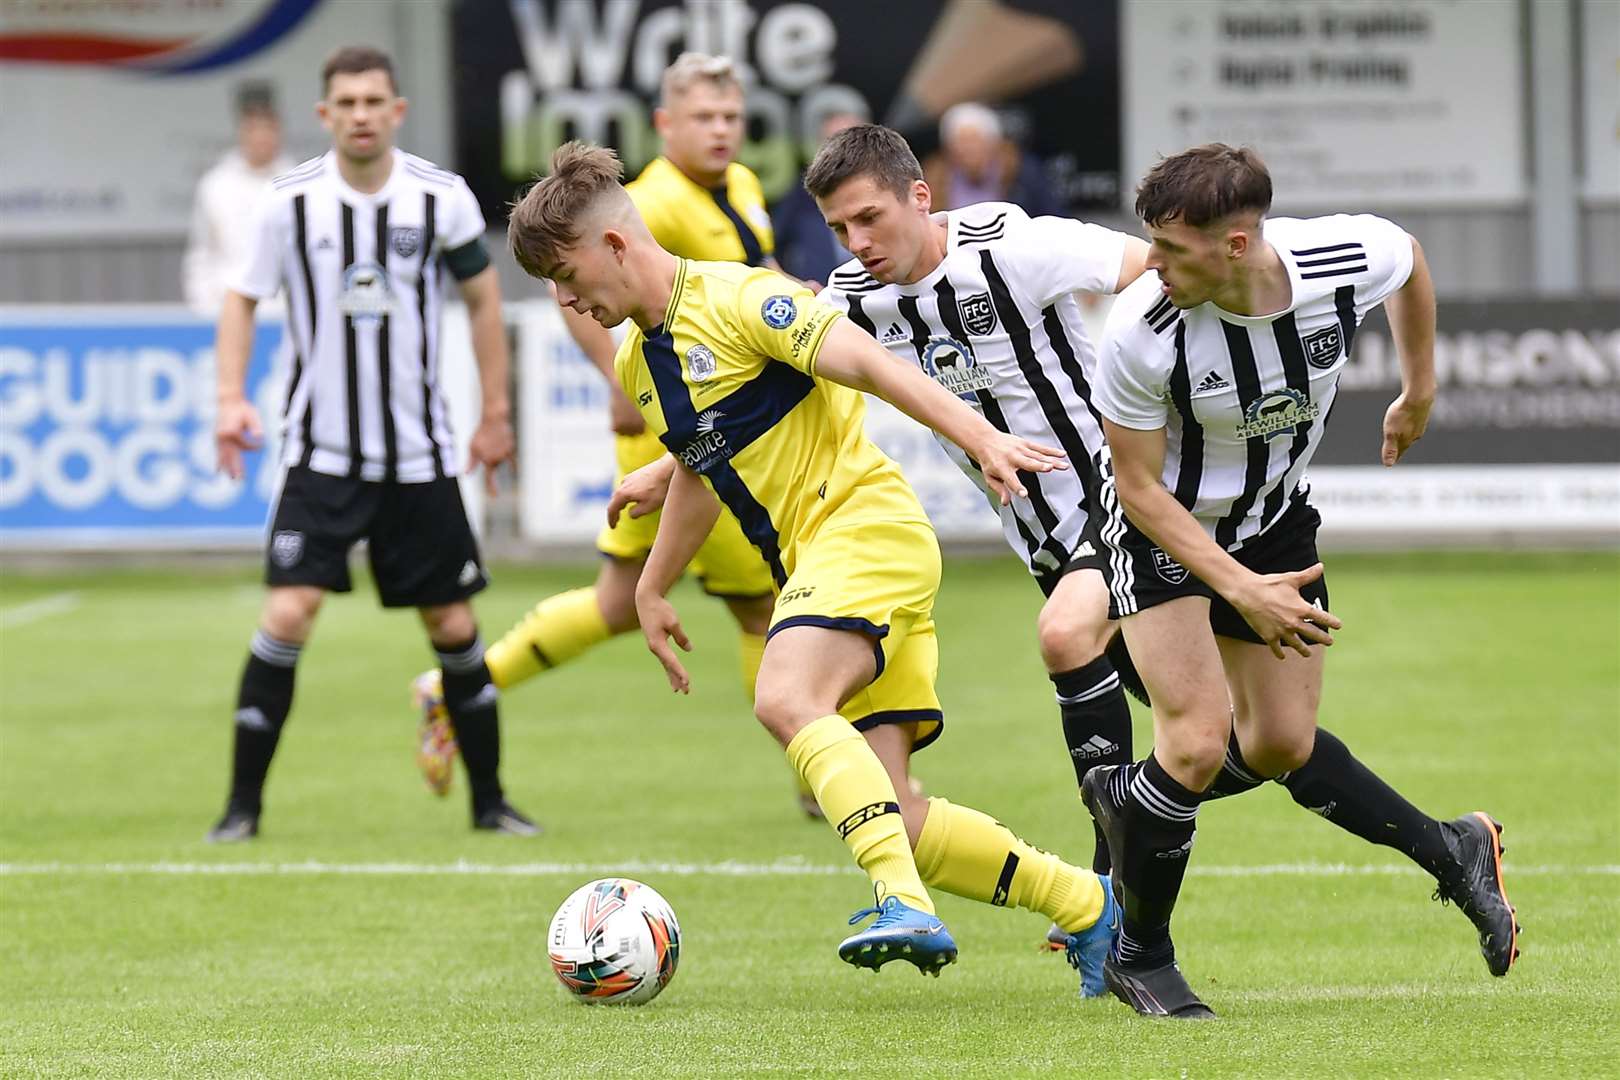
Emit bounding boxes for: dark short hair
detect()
[322,45,397,95]
[235,81,277,120]
[803,123,923,202]
[1134,144,1272,228]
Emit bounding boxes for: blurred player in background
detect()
[413,53,801,810]
[771,111,864,287]
[183,82,293,316]
[1088,144,1517,1017]
[208,46,534,841]
[509,141,1124,992]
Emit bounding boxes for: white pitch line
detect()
[0,860,1615,879]
[0,590,81,630]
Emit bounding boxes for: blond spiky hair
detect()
[660,52,741,106]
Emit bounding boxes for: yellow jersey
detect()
[625,157,775,266]
[614,260,927,588]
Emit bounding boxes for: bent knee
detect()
[594,559,644,633]
[1241,730,1316,778]
[420,602,477,644]
[596,592,639,635]
[1036,603,1112,670]
[1159,734,1227,791]
[753,687,815,745]
[261,588,322,643]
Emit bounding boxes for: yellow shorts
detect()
[596,431,775,598]
[769,515,945,751]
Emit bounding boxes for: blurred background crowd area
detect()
[0,0,1615,555]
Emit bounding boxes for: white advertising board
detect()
[1125,0,1527,207]
[0,303,483,550]
[1583,0,1620,203]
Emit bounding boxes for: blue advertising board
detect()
[0,308,285,548]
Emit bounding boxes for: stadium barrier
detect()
[2,301,1614,552]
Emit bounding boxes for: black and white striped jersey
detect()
[230,149,486,482]
[1095,214,1414,549]
[819,201,1129,581]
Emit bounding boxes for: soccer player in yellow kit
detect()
[415,54,794,805]
[506,141,1122,989]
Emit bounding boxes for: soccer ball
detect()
[547,878,681,1005]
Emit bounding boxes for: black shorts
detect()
[265,466,488,608]
[1033,509,1113,599]
[1102,496,1329,645]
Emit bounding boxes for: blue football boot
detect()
[1063,873,1121,997]
[838,892,958,976]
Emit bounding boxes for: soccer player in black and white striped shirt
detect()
[208,46,535,840]
[806,125,1147,890]
[1089,145,1516,1017]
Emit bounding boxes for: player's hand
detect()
[1228,564,1343,659]
[1380,391,1433,466]
[215,396,263,480]
[975,433,1067,506]
[467,414,516,497]
[608,386,648,436]
[636,589,692,694]
[606,458,674,527]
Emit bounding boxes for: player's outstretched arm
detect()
[460,267,516,495]
[1104,418,1341,660]
[606,453,677,526]
[634,463,722,695]
[1380,235,1437,466]
[214,289,263,480]
[813,318,1066,505]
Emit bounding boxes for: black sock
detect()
[1052,655,1134,875]
[437,634,504,815]
[227,630,300,815]
[1116,754,1202,968]
[1200,727,1267,802]
[1279,728,1457,884]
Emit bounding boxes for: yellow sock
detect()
[913,797,1104,933]
[484,588,612,690]
[737,631,766,703]
[785,716,933,913]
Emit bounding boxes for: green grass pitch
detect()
[2,552,1616,1077]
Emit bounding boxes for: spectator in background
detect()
[183,83,293,315]
[922,102,1061,217]
[772,111,865,287]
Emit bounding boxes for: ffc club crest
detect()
[389,225,424,258]
[957,292,998,336]
[1300,325,1343,369]
[1152,548,1189,585]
